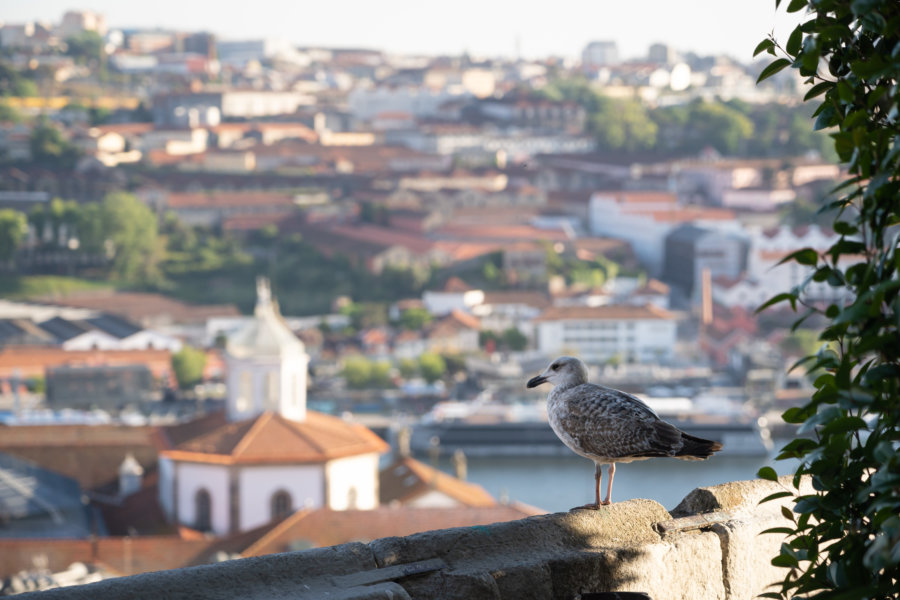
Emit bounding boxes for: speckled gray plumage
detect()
[528,356,722,465]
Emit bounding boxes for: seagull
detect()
[526,356,723,510]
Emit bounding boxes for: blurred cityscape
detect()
[0,8,838,593]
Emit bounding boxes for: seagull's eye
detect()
[551,364,559,371]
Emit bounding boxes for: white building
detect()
[588,191,740,276]
[582,41,620,70]
[712,225,850,310]
[157,279,388,535]
[533,304,677,364]
[422,277,485,316]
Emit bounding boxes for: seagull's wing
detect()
[558,384,683,459]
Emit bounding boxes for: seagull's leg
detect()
[571,462,603,510]
[600,463,615,505]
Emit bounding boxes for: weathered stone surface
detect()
[16,543,378,600]
[371,499,669,570]
[17,479,817,600]
[671,477,814,600]
[671,475,811,518]
[397,569,501,600]
[711,519,788,600]
[490,562,554,599]
[627,533,725,600]
[333,581,413,600]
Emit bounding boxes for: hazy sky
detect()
[4,1,801,61]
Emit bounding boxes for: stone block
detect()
[396,568,501,600]
[490,562,554,599]
[16,543,378,600]
[670,476,814,600]
[371,499,670,570]
[548,532,724,600]
[671,475,812,519]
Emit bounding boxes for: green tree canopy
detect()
[97,192,163,284]
[418,352,447,384]
[590,97,658,153]
[0,101,22,123]
[399,307,432,330]
[64,31,105,65]
[341,355,394,389]
[0,208,27,261]
[171,346,206,390]
[0,62,38,97]
[29,119,81,169]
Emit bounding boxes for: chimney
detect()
[452,449,467,481]
[118,453,144,498]
[396,426,411,459]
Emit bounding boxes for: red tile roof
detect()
[535,304,676,322]
[0,537,214,578]
[442,276,471,293]
[0,424,166,490]
[166,191,297,208]
[162,411,389,465]
[240,504,545,556]
[49,291,239,326]
[379,456,497,507]
[0,346,174,379]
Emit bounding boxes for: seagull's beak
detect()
[526,374,548,388]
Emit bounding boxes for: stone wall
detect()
[17,476,809,600]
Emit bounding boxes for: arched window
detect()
[195,488,212,531]
[271,489,293,521]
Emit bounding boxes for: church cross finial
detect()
[256,277,272,307]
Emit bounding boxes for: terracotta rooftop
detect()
[481,291,552,308]
[48,292,239,326]
[592,190,678,204]
[434,223,569,243]
[634,278,671,295]
[442,276,471,293]
[162,411,389,465]
[380,456,497,507]
[240,504,544,556]
[0,346,174,379]
[440,309,482,331]
[166,191,298,208]
[0,424,165,490]
[535,304,676,322]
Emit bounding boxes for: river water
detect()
[433,443,799,513]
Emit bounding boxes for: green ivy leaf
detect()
[803,81,834,101]
[759,466,779,481]
[757,58,792,83]
[786,26,803,55]
[754,39,776,57]
[756,292,797,313]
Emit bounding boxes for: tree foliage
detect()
[418,352,447,384]
[99,192,163,284]
[64,31,105,66]
[755,1,900,598]
[29,119,81,169]
[398,307,432,330]
[341,355,394,389]
[171,345,206,390]
[0,208,27,261]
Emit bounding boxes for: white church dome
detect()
[226,278,305,359]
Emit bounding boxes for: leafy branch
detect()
[755,0,900,598]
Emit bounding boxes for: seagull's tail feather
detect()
[676,433,723,460]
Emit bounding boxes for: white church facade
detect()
[158,279,388,536]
